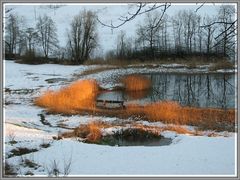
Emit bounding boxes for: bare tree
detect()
[172,12,184,53]
[136,11,164,58]
[4,13,22,58]
[116,30,126,59]
[200,5,236,58]
[25,27,38,52]
[172,10,202,54]
[215,5,236,57]
[156,14,169,52]
[67,10,98,64]
[202,15,217,54]
[115,30,134,60]
[36,14,59,58]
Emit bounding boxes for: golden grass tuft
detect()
[144,101,182,124]
[62,121,110,143]
[122,74,151,91]
[34,79,99,113]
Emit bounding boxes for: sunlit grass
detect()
[122,74,151,91]
[62,121,110,143]
[126,101,235,131]
[34,79,99,114]
[35,78,235,131]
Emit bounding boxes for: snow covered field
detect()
[3,60,237,176]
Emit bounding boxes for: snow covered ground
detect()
[3,60,237,176]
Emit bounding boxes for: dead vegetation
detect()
[128,101,235,132]
[79,66,117,76]
[209,60,235,71]
[34,79,99,114]
[60,120,206,145]
[46,157,72,177]
[132,123,195,135]
[8,147,38,158]
[20,157,39,169]
[121,74,152,91]
[4,161,17,177]
[34,77,235,132]
[83,55,232,69]
[62,121,110,143]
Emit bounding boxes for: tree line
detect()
[4,5,236,64]
[110,5,236,62]
[4,9,98,64]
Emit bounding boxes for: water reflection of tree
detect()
[150,73,235,108]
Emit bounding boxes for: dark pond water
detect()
[99,128,172,146]
[97,73,236,109]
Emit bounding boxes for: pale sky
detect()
[4,3,236,56]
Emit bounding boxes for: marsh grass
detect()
[35,79,99,114]
[62,121,111,143]
[130,101,235,132]
[121,74,152,91]
[35,78,235,131]
[209,60,235,71]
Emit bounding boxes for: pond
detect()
[97,73,236,109]
[98,128,172,147]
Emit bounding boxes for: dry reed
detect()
[122,74,151,91]
[35,79,99,113]
[140,101,235,131]
[62,121,110,143]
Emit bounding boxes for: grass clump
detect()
[4,161,17,177]
[122,74,151,91]
[8,148,38,158]
[21,158,39,169]
[35,79,99,114]
[62,121,110,143]
[143,101,182,124]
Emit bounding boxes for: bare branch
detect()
[97,3,171,29]
[151,4,171,29]
[195,2,205,12]
[214,20,237,39]
[200,20,236,28]
[5,8,14,14]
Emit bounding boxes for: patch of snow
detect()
[3,60,236,176]
[216,69,236,73]
[4,60,91,90]
[22,135,236,176]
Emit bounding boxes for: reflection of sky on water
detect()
[97,73,236,109]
